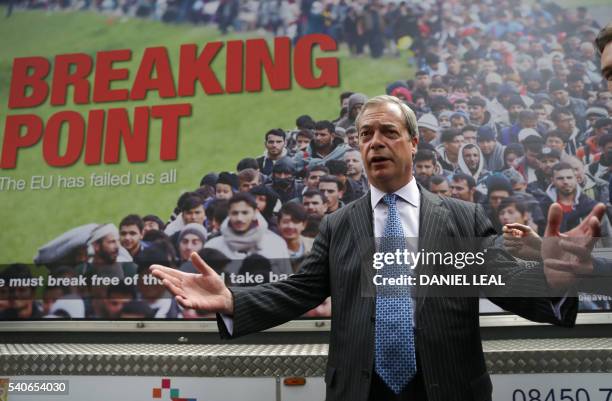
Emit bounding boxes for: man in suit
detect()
[151,96,579,401]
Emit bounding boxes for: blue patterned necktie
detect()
[375,193,417,394]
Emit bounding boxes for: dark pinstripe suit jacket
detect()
[219,187,578,401]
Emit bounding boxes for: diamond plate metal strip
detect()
[1,339,611,376]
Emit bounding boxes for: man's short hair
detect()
[326,160,348,176]
[279,202,308,222]
[315,120,336,134]
[551,108,573,122]
[143,214,165,230]
[414,149,436,163]
[355,95,419,139]
[497,196,527,215]
[119,214,144,232]
[177,192,204,213]
[518,110,537,121]
[461,125,478,134]
[205,198,229,223]
[303,189,327,203]
[237,157,259,172]
[545,129,566,141]
[552,162,574,174]
[441,128,462,143]
[265,128,286,141]
[296,129,313,140]
[429,175,448,186]
[238,168,259,183]
[309,165,330,176]
[452,172,476,188]
[228,192,257,209]
[467,96,487,108]
[296,115,315,130]
[319,175,344,192]
[595,23,612,55]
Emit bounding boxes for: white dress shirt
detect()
[370,177,420,240]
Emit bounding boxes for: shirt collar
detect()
[370,177,420,210]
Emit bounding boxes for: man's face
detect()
[445,135,464,156]
[239,177,260,192]
[296,135,311,151]
[265,134,285,157]
[454,101,468,113]
[505,152,520,169]
[438,115,451,128]
[179,233,204,261]
[319,182,342,210]
[415,74,431,90]
[415,159,435,178]
[345,152,363,176]
[347,131,359,149]
[545,136,565,152]
[228,201,257,234]
[429,180,450,196]
[120,224,142,254]
[303,195,326,217]
[601,42,612,92]
[534,107,549,122]
[451,116,466,130]
[420,127,437,143]
[450,179,473,202]
[314,129,333,149]
[489,190,509,210]
[430,87,448,97]
[553,168,578,196]
[358,102,418,192]
[462,129,477,144]
[468,105,485,121]
[552,89,569,105]
[541,156,560,176]
[215,183,233,200]
[183,205,205,225]
[498,205,526,226]
[95,234,120,264]
[463,146,480,172]
[508,104,524,120]
[143,220,160,234]
[525,148,542,169]
[521,117,538,129]
[568,80,584,95]
[555,113,575,133]
[278,214,306,242]
[306,170,326,190]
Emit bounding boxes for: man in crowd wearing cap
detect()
[257,129,288,176]
[143,215,165,235]
[177,223,208,266]
[204,193,293,276]
[326,159,364,204]
[549,79,588,129]
[516,130,544,184]
[436,128,464,170]
[317,175,344,214]
[119,214,149,264]
[529,147,562,194]
[277,202,313,273]
[215,172,238,201]
[585,107,609,130]
[79,224,137,281]
[295,120,349,171]
[164,192,205,236]
[336,93,368,129]
[477,125,505,172]
[345,148,368,194]
[417,113,440,146]
[266,158,303,203]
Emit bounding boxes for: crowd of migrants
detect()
[3,1,612,320]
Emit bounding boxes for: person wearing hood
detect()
[177,223,208,265]
[265,157,304,204]
[417,113,440,146]
[249,185,281,233]
[456,143,490,191]
[294,120,349,172]
[204,193,292,275]
[476,125,505,172]
[335,92,368,129]
[256,129,288,176]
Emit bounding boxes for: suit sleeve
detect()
[217,215,332,339]
[473,203,578,327]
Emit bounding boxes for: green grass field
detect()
[0,7,411,263]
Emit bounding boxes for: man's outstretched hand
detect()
[542,203,606,289]
[150,252,234,315]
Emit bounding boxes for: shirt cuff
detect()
[221,313,234,336]
[551,294,568,321]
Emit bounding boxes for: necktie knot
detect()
[383,193,397,207]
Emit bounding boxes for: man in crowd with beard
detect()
[257,129,288,176]
[346,127,359,150]
[204,192,293,275]
[79,224,137,280]
[450,173,477,203]
[345,148,368,193]
[266,158,303,203]
[119,214,149,264]
[457,143,490,189]
[301,189,327,238]
[413,149,437,186]
[295,120,350,172]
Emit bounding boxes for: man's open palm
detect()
[150,253,234,314]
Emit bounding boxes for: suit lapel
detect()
[348,193,377,302]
